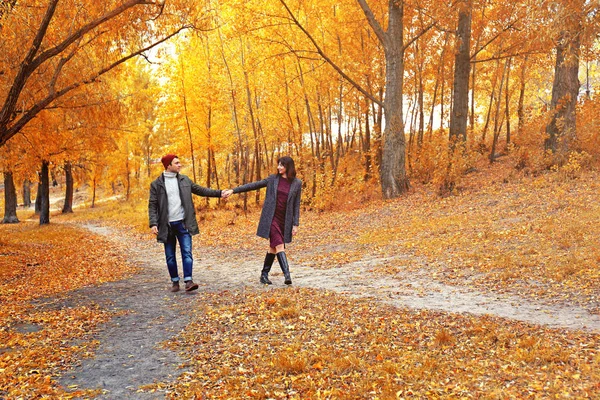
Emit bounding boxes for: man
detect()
[149,154,230,292]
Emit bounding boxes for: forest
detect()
[0,0,599,398]
[1,0,599,220]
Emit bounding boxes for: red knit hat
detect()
[161,154,178,169]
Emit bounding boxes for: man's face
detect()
[166,158,182,173]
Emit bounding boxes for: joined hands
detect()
[221,189,234,198]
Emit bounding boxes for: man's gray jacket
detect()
[232,174,301,244]
[149,173,222,243]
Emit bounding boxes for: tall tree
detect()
[449,0,472,145]
[544,1,584,154]
[62,161,74,213]
[280,0,434,198]
[2,171,19,223]
[39,160,50,225]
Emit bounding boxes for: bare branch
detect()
[355,0,386,46]
[403,23,436,51]
[139,52,160,65]
[278,0,383,108]
[470,19,520,59]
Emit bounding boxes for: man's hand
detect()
[292,226,298,236]
[151,226,158,235]
[222,189,233,198]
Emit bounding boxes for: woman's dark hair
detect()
[277,156,296,179]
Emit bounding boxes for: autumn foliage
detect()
[1,0,599,211]
[1,0,600,397]
[0,223,137,398]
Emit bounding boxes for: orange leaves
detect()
[0,221,137,398]
[0,222,138,305]
[142,288,600,398]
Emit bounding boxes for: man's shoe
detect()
[170,282,180,292]
[185,280,199,291]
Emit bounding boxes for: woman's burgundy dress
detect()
[269,177,290,248]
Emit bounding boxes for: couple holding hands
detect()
[149,154,301,292]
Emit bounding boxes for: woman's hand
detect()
[292,226,298,236]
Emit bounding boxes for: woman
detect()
[230,156,302,285]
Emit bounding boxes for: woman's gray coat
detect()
[148,173,222,243]
[233,174,301,244]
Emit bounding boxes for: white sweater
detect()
[163,172,185,222]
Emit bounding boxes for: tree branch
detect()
[403,23,436,51]
[49,41,81,94]
[471,48,545,64]
[0,0,59,128]
[30,0,152,73]
[470,19,520,60]
[355,0,386,46]
[278,0,383,108]
[0,26,189,147]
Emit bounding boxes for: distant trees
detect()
[0,0,203,223]
[2,0,600,222]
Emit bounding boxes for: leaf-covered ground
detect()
[0,223,138,398]
[148,288,599,399]
[1,162,599,398]
[202,163,600,315]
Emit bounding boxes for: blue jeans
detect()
[164,220,193,282]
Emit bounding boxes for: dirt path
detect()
[195,249,600,332]
[60,223,600,398]
[57,225,192,399]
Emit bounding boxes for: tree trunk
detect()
[62,161,74,213]
[242,44,261,204]
[296,60,318,199]
[470,54,477,133]
[181,59,197,183]
[23,179,32,208]
[449,0,472,145]
[416,39,425,147]
[505,57,512,146]
[481,59,500,144]
[125,143,131,201]
[364,100,372,181]
[517,56,528,134]
[490,59,508,162]
[91,175,97,208]
[40,160,50,225]
[428,32,450,140]
[218,26,245,188]
[545,7,582,154]
[206,147,212,207]
[3,171,19,223]
[380,1,409,198]
[206,100,213,208]
[35,179,42,214]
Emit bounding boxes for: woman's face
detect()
[277,162,287,175]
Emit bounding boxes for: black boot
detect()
[276,252,292,285]
[260,252,276,284]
